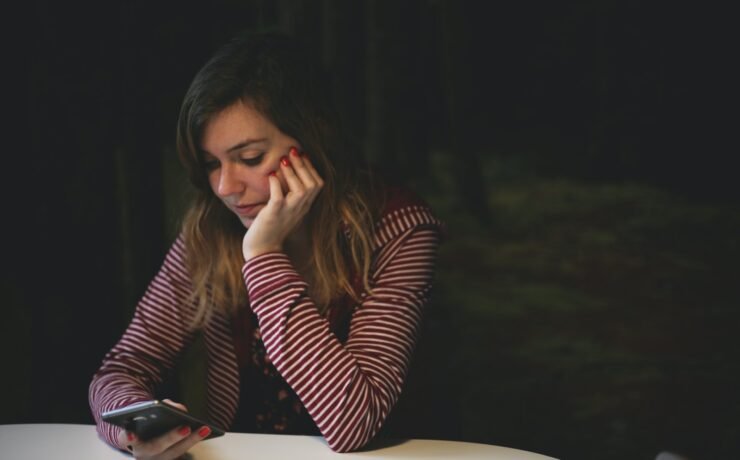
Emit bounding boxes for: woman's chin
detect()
[239,216,255,228]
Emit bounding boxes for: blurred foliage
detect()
[408,152,740,459]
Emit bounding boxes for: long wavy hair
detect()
[176,31,384,329]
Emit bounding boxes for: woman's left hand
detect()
[242,147,324,261]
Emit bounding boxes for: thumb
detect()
[162,399,188,412]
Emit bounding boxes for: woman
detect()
[89,31,443,458]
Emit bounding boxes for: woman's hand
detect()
[242,147,324,261]
[116,400,211,460]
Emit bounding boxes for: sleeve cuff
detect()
[242,252,306,311]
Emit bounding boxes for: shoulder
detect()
[165,232,189,266]
[156,232,191,285]
[372,185,446,249]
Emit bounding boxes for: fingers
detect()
[279,148,323,205]
[123,424,210,460]
[158,426,211,460]
[287,148,319,191]
[124,425,189,459]
[279,154,308,199]
[117,429,135,453]
[301,155,324,188]
[267,171,284,206]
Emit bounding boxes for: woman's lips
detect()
[234,203,265,218]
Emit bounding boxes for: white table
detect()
[0,424,557,459]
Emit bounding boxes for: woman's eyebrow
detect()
[225,138,268,154]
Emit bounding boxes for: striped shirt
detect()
[89,188,443,452]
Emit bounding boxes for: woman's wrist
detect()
[242,244,283,262]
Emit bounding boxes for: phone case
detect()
[101,400,225,441]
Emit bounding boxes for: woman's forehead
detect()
[200,102,277,155]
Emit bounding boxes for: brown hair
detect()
[176,32,383,328]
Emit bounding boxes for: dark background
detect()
[3,1,738,459]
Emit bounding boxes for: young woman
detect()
[89,31,443,458]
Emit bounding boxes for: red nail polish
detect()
[289,147,299,157]
[280,156,289,166]
[127,432,135,442]
[198,426,211,438]
[178,426,191,436]
[269,171,277,177]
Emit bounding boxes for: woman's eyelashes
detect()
[203,152,265,171]
[240,152,265,167]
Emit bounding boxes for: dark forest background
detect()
[2,1,738,459]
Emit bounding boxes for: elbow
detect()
[328,444,353,454]
[327,438,370,454]
[319,376,400,452]
[324,413,384,453]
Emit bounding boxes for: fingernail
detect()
[198,426,212,438]
[269,171,277,176]
[280,156,289,166]
[289,146,299,157]
[127,432,135,442]
[178,426,191,436]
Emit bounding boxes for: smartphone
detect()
[101,400,225,441]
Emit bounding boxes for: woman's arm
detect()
[242,222,441,452]
[89,237,196,449]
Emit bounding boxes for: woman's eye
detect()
[240,153,265,167]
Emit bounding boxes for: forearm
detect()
[242,227,439,452]
[89,237,196,448]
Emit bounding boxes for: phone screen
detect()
[101,400,225,441]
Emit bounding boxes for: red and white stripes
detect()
[88,238,198,448]
[89,201,442,452]
[242,225,440,452]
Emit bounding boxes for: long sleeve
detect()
[242,221,441,452]
[88,237,196,448]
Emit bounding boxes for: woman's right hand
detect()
[116,400,212,460]
[241,148,324,261]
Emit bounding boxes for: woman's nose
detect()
[216,163,244,197]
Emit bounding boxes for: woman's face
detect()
[200,100,299,228]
